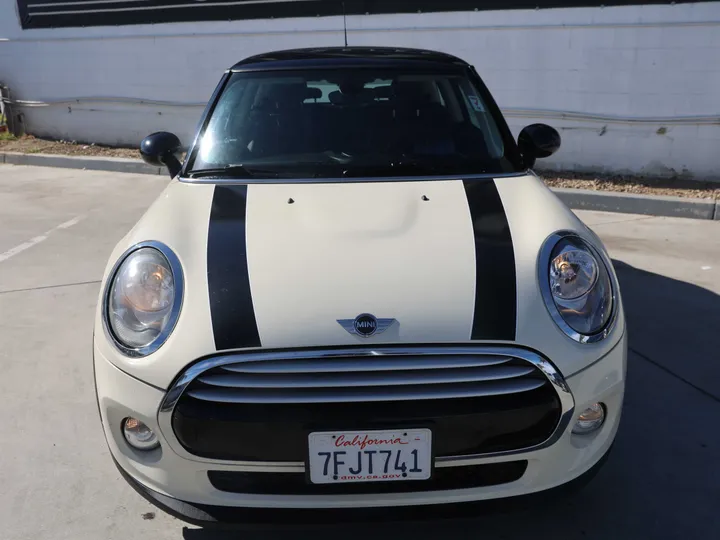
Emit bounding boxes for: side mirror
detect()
[140,132,182,178]
[518,124,561,169]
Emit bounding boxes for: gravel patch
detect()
[540,171,720,201]
[3,136,719,200]
[0,135,138,159]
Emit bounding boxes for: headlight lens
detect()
[106,246,181,353]
[550,248,598,300]
[541,234,615,342]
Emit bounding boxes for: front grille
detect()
[185,353,544,404]
[208,461,528,495]
[170,348,563,461]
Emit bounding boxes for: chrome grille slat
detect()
[198,365,536,389]
[187,378,547,404]
[218,354,512,374]
[180,352,551,405]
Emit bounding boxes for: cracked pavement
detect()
[0,164,718,540]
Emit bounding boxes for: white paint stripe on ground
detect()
[56,215,84,229]
[0,215,84,263]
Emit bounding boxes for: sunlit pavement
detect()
[1,164,718,540]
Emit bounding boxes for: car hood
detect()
[95,174,625,389]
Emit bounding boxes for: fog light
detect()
[572,403,605,435]
[123,417,159,450]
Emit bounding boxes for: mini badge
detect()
[337,314,397,337]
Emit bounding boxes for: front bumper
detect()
[94,340,625,524]
[115,443,613,527]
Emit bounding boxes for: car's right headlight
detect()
[539,232,616,343]
[103,242,183,357]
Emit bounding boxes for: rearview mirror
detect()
[518,124,561,169]
[140,132,182,178]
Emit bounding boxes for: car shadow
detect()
[612,260,720,401]
[181,260,720,540]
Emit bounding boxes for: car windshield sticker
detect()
[467,95,485,112]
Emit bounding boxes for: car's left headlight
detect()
[539,232,616,343]
[103,242,183,356]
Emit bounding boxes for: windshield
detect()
[186,68,523,178]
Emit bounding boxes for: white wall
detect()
[1,1,719,179]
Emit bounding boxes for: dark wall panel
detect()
[16,0,710,30]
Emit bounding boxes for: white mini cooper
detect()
[94,47,626,527]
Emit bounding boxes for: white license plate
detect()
[308,429,432,484]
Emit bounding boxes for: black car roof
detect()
[230,47,470,72]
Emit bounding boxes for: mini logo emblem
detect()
[337,314,397,338]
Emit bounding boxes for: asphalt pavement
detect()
[1,164,718,540]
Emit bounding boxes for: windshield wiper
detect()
[186,164,302,179]
[341,159,445,177]
[340,155,494,177]
[186,164,259,179]
[187,164,331,179]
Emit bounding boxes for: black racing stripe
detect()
[207,185,261,350]
[463,179,516,341]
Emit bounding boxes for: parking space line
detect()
[0,280,102,295]
[630,346,720,405]
[0,215,85,263]
[56,215,84,229]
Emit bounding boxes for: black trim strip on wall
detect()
[463,179,516,341]
[207,185,262,351]
[16,0,711,30]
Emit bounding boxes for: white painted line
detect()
[0,215,84,263]
[701,266,712,271]
[0,236,48,263]
[56,215,84,229]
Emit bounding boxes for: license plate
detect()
[308,429,432,484]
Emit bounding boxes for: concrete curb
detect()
[0,151,162,175]
[552,187,719,221]
[1,151,718,220]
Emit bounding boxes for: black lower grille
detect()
[208,461,528,495]
[170,348,562,461]
[173,390,560,461]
